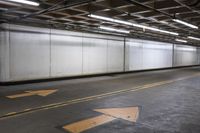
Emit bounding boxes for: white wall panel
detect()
[0,24,10,81]
[50,34,83,77]
[83,32,124,41]
[83,38,107,74]
[1,23,200,82]
[9,31,50,81]
[125,39,143,71]
[198,48,200,65]
[174,45,198,66]
[142,41,173,69]
[107,40,124,72]
[125,39,173,71]
[9,24,49,33]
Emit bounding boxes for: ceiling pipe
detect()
[20,0,67,19]
[91,2,187,36]
[176,0,200,7]
[123,0,172,18]
[173,0,200,15]
[14,0,95,20]
[123,0,200,37]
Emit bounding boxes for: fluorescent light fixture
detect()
[89,14,179,36]
[187,36,200,41]
[175,38,187,43]
[99,26,130,34]
[6,0,39,6]
[172,19,198,29]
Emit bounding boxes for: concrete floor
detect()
[0,67,200,133]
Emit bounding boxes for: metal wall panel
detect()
[125,39,143,71]
[198,48,200,65]
[107,40,124,72]
[0,24,10,81]
[9,24,49,33]
[174,45,198,66]
[83,32,124,41]
[125,39,173,71]
[0,23,199,82]
[50,33,83,77]
[142,41,173,69]
[9,30,50,81]
[51,29,83,36]
[82,37,107,74]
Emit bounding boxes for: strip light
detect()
[187,36,200,41]
[89,14,179,36]
[175,38,187,43]
[99,26,130,34]
[6,0,39,6]
[172,19,198,29]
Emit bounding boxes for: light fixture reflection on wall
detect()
[0,8,8,11]
[89,14,179,36]
[175,38,187,43]
[6,0,40,6]
[99,26,130,34]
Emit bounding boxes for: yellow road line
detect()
[5,112,16,116]
[1,73,200,120]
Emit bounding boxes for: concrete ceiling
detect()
[0,0,200,45]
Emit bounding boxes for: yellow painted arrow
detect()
[63,107,139,133]
[6,89,57,99]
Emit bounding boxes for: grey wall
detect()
[198,48,200,65]
[0,24,124,82]
[0,24,10,82]
[174,44,199,66]
[0,24,199,82]
[125,39,173,71]
[50,30,83,77]
[9,25,51,81]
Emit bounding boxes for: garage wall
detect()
[0,24,10,82]
[50,30,83,77]
[0,24,124,81]
[0,24,199,82]
[125,39,173,71]
[198,48,200,64]
[9,25,51,81]
[107,39,124,72]
[174,44,199,66]
[82,37,107,74]
[82,33,124,74]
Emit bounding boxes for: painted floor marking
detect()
[63,107,139,133]
[6,89,57,99]
[1,73,200,120]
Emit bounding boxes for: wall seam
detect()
[82,32,84,75]
[8,23,11,81]
[172,43,175,67]
[123,37,126,72]
[49,28,52,77]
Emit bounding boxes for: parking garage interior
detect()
[1,0,200,133]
